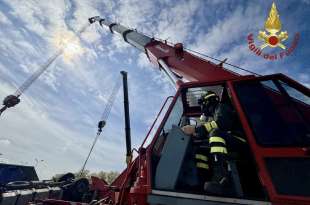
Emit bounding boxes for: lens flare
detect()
[52,30,84,62]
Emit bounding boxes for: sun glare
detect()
[52,30,84,62]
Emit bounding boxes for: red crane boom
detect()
[89,16,239,86]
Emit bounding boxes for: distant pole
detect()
[120,71,132,165]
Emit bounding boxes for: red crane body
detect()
[81,17,309,205]
[145,41,239,82]
[2,16,308,205]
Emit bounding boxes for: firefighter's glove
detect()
[181,125,196,136]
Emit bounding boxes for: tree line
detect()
[53,170,119,185]
[77,170,119,184]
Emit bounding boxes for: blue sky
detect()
[0,0,309,179]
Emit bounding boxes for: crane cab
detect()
[145,73,310,205]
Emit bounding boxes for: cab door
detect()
[228,74,310,205]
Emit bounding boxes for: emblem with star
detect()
[258,2,288,50]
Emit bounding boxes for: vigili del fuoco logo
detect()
[247,2,300,61]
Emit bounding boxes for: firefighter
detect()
[182,90,238,195]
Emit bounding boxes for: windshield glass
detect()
[162,96,183,132]
[151,95,183,156]
[234,79,310,147]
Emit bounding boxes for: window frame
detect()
[228,73,310,203]
[233,78,309,147]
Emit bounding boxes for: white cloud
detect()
[115,0,155,28]
[0,138,11,146]
[191,5,264,56]
[137,53,151,69]
[156,0,200,43]
[0,10,12,25]
[5,0,67,36]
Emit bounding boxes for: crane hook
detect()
[0,95,20,116]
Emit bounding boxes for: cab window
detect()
[234,79,310,147]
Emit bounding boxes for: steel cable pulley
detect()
[79,78,122,176]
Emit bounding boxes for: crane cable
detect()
[79,78,122,176]
[183,47,261,76]
[0,23,92,116]
[156,36,261,76]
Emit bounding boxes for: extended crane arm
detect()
[89,16,152,52]
[89,16,239,87]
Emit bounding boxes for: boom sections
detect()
[89,16,239,86]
